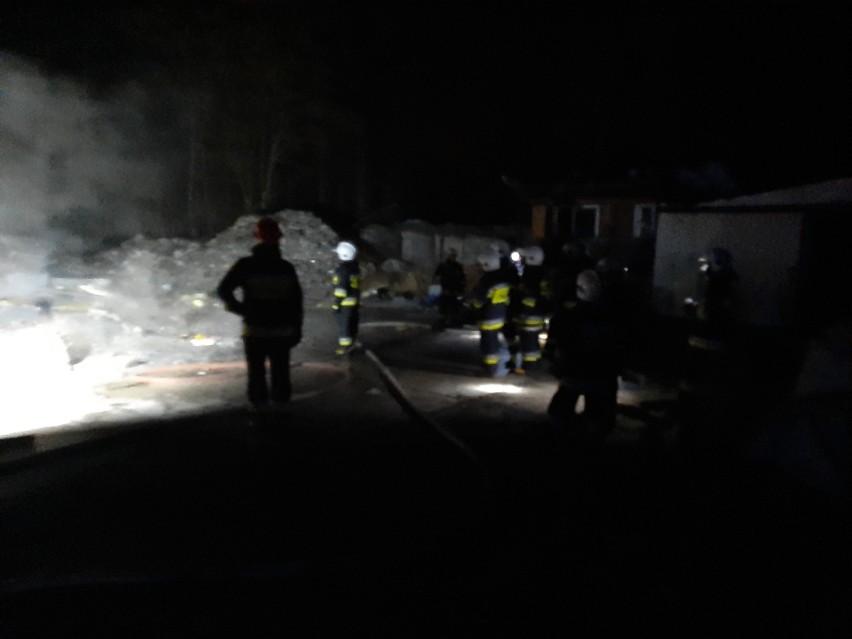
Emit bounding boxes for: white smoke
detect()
[0,54,187,301]
[0,54,180,244]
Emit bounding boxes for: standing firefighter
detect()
[512,245,550,373]
[331,241,361,356]
[545,269,625,444]
[679,247,741,450]
[217,216,303,410]
[471,252,512,377]
[550,241,594,308]
[432,248,466,329]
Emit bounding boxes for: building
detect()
[529,182,660,247]
[518,174,700,281]
[652,177,852,333]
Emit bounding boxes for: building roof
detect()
[700,178,852,208]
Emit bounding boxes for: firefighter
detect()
[499,247,522,368]
[596,255,639,366]
[511,245,550,373]
[471,252,512,377]
[217,216,304,410]
[331,241,361,356]
[679,247,741,450]
[702,247,739,326]
[545,269,625,443]
[550,240,594,308]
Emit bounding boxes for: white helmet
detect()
[334,241,357,261]
[477,253,500,272]
[576,269,602,302]
[521,245,544,267]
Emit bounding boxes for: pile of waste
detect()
[0,211,342,433]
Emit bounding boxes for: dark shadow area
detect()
[2,388,848,637]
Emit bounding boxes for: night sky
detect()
[3,0,852,223]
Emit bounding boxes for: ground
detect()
[0,298,849,636]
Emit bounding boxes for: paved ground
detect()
[1,299,849,636]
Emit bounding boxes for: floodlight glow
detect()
[511,251,520,262]
[0,324,111,436]
[469,383,525,395]
[78,284,110,297]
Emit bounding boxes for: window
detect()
[572,205,600,239]
[633,204,656,238]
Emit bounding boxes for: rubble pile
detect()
[63,210,338,345]
[0,210,344,433]
[2,210,342,380]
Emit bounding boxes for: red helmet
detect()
[254,216,282,243]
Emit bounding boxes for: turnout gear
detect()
[707,247,733,273]
[332,257,361,355]
[702,248,738,325]
[217,236,303,407]
[550,241,594,307]
[471,266,512,376]
[545,271,626,442]
[512,246,550,372]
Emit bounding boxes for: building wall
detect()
[652,211,803,326]
[574,197,638,240]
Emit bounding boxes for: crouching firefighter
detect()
[511,245,550,373]
[331,241,361,355]
[471,252,512,377]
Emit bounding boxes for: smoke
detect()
[0,54,184,250]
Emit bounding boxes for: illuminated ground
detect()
[1,299,678,458]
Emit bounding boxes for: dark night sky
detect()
[3,0,852,220]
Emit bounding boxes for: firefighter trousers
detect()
[243,336,292,406]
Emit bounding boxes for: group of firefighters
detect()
[216,215,633,441]
[431,246,550,376]
[429,242,631,441]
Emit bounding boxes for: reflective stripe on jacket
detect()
[472,271,510,331]
[332,261,361,309]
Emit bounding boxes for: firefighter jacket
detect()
[332,260,361,311]
[471,270,511,331]
[544,298,625,384]
[513,264,550,331]
[217,243,304,341]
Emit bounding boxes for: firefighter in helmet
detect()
[511,245,550,373]
[217,216,304,409]
[545,268,625,443]
[471,252,512,377]
[331,241,361,356]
